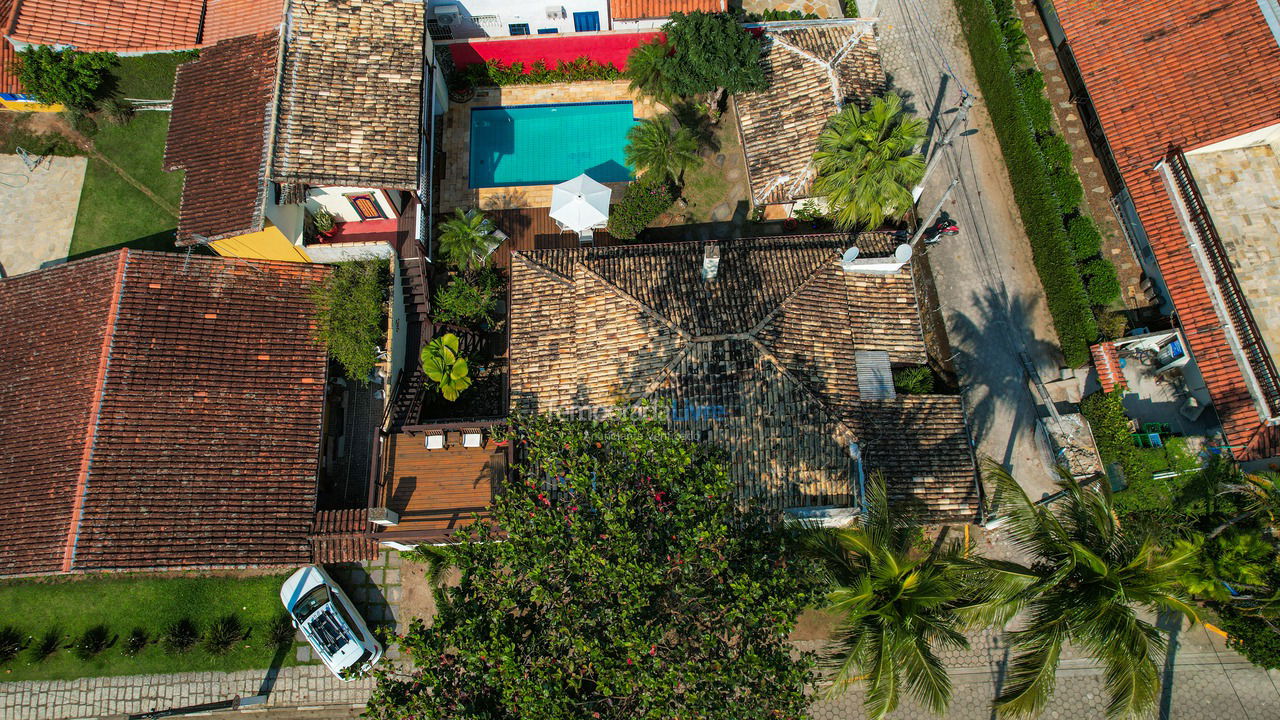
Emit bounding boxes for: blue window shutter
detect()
[509,23,530,35]
[537,28,559,34]
[572,11,599,32]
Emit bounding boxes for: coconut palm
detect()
[624,116,701,185]
[797,474,992,719]
[972,463,1199,719]
[624,39,676,105]
[437,208,498,272]
[811,93,926,231]
[1217,472,1280,536]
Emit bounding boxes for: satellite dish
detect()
[840,247,860,263]
[894,243,913,263]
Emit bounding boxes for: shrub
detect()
[14,46,116,109]
[70,625,112,660]
[607,177,675,240]
[122,628,148,657]
[311,259,390,383]
[742,9,820,20]
[433,269,503,327]
[204,614,245,655]
[0,626,24,664]
[1216,605,1280,670]
[954,0,1099,365]
[265,613,296,648]
[893,366,935,394]
[421,333,472,402]
[1015,69,1054,134]
[1096,309,1129,340]
[1049,167,1084,213]
[29,629,61,663]
[1039,133,1074,172]
[99,96,134,125]
[310,207,335,234]
[1067,214,1103,260]
[62,107,98,137]
[1082,256,1122,306]
[1080,390,1147,489]
[844,1,861,17]
[163,618,199,654]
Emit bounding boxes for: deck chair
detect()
[425,431,446,450]
[461,428,483,448]
[578,228,595,246]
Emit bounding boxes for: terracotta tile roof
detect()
[1055,0,1280,458]
[165,32,279,242]
[0,0,21,95]
[1091,342,1124,394]
[5,0,203,52]
[0,250,330,577]
[735,21,885,205]
[271,0,423,189]
[202,0,285,45]
[309,509,378,563]
[609,0,726,20]
[509,234,979,521]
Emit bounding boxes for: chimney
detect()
[701,243,720,281]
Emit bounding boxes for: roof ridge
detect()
[745,251,839,340]
[61,248,130,573]
[746,335,856,443]
[511,251,577,284]
[575,261,692,341]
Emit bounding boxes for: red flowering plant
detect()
[365,409,822,720]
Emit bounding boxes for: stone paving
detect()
[0,153,86,278]
[742,0,845,18]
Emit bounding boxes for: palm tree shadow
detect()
[1156,610,1183,720]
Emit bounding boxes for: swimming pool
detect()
[469,101,638,188]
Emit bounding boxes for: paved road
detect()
[877,0,1062,501]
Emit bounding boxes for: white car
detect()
[280,565,383,679]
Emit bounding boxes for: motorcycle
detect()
[923,216,960,245]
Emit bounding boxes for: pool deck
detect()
[439,81,661,212]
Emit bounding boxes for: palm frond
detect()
[993,623,1064,718]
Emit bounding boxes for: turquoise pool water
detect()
[469,101,638,188]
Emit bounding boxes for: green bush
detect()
[1080,390,1147,489]
[204,615,245,656]
[311,260,390,383]
[742,9,820,20]
[122,628,148,658]
[70,625,112,660]
[893,366,935,394]
[1015,69,1054,134]
[1082,256,1122,306]
[607,178,675,240]
[14,46,116,109]
[660,12,768,96]
[1216,605,1280,669]
[1039,133,1074,172]
[452,56,620,90]
[163,618,199,654]
[955,0,1102,364]
[0,626,24,664]
[265,613,296,648]
[29,629,61,663]
[1050,167,1084,213]
[62,107,98,137]
[844,0,861,17]
[1067,214,1103,260]
[432,268,503,327]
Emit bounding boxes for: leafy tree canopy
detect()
[310,259,388,383]
[14,46,115,109]
[366,410,821,720]
[659,12,767,96]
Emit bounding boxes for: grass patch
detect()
[110,53,193,99]
[91,111,183,204]
[0,113,83,157]
[0,572,299,681]
[69,158,179,257]
[679,109,746,224]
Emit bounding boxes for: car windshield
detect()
[292,584,330,621]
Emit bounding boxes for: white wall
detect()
[304,241,395,263]
[429,0,610,36]
[306,187,400,224]
[1186,121,1280,156]
[264,197,306,245]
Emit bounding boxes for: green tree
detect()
[432,268,503,327]
[660,12,767,96]
[974,464,1198,719]
[797,474,991,719]
[436,208,499,272]
[1219,472,1280,536]
[311,260,389,383]
[366,410,821,720]
[624,116,701,185]
[624,39,676,105]
[812,93,926,230]
[420,333,471,401]
[14,46,115,109]
[1175,531,1275,603]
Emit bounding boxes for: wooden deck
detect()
[376,431,504,539]
[453,207,622,272]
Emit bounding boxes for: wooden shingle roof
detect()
[0,250,330,577]
[509,234,979,521]
[736,21,886,205]
[271,0,424,189]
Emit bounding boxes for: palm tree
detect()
[811,93,926,231]
[797,474,990,719]
[625,39,676,106]
[973,463,1198,719]
[1216,471,1280,537]
[624,116,701,185]
[437,208,498,272]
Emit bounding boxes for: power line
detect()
[900,0,971,97]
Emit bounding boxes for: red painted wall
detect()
[446,32,664,72]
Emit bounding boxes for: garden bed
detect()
[0,572,302,682]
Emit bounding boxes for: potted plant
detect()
[421,333,472,401]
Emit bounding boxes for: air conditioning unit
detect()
[546,5,566,18]
[368,507,401,527]
[434,3,461,25]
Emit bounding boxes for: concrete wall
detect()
[387,255,408,401]
[429,0,610,36]
[264,200,307,245]
[304,241,394,264]
[1187,121,1280,156]
[305,187,401,223]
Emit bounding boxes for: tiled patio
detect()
[439,81,661,212]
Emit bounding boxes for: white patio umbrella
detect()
[549,174,611,233]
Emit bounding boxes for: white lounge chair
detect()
[462,429,483,448]
[425,432,445,450]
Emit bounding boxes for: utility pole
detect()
[910,178,959,247]
[913,94,975,202]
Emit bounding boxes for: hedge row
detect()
[955,0,1119,366]
[451,57,620,90]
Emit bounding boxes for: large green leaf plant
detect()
[420,333,471,401]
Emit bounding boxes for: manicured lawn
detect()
[91,111,185,206]
[111,53,193,99]
[0,572,301,681]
